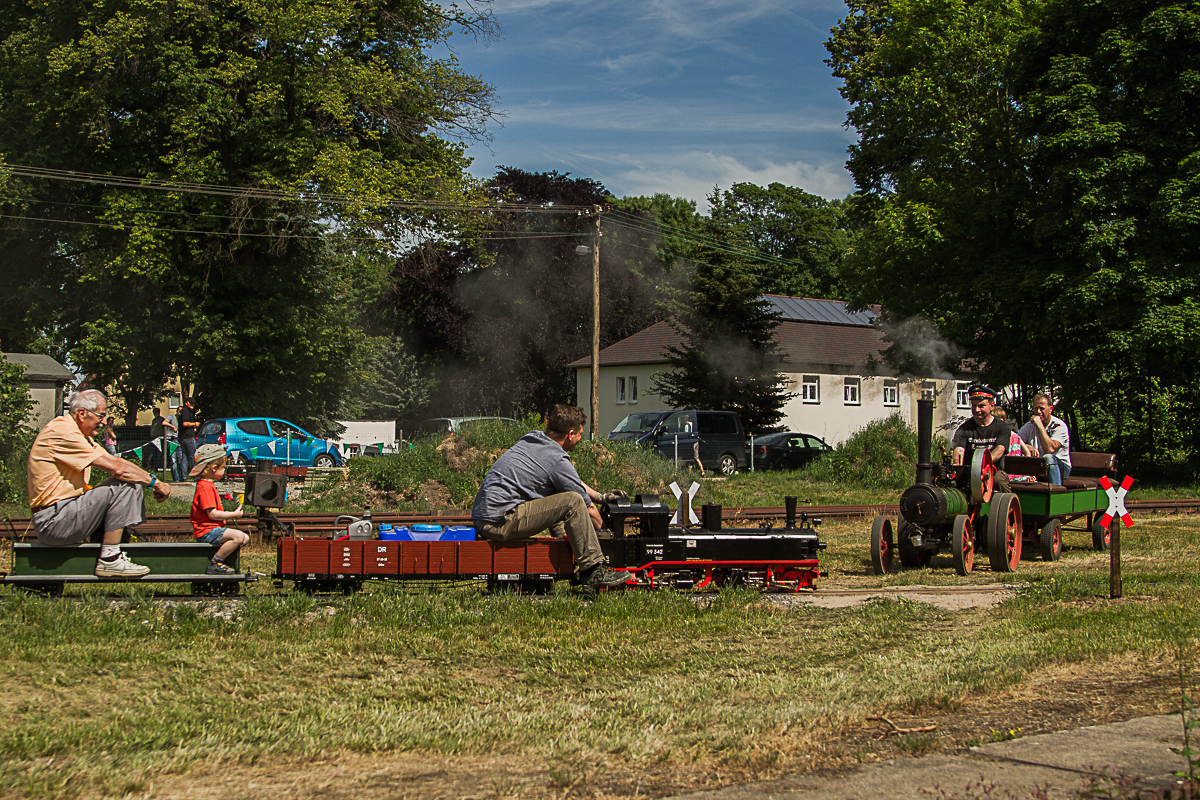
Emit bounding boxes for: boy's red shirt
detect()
[191,478,221,538]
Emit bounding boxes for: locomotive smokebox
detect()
[915,395,935,486]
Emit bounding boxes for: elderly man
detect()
[28,390,171,577]
[1018,393,1072,485]
[472,404,630,591]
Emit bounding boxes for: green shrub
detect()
[800,413,917,491]
[0,361,34,506]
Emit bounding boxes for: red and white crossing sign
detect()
[1098,474,1135,530]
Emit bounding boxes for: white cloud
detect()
[502,99,849,135]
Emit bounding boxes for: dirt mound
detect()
[417,480,452,508]
[436,435,490,473]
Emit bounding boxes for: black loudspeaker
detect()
[244,472,287,508]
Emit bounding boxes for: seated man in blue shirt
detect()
[472,404,630,590]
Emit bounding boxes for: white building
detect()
[3,353,75,430]
[570,296,975,445]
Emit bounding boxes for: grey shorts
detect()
[31,479,147,546]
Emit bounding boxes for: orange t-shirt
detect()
[28,415,107,509]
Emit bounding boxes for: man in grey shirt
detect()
[473,404,630,590]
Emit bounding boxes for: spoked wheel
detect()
[1039,518,1062,562]
[1091,514,1115,551]
[970,448,995,505]
[870,515,894,575]
[987,493,1023,572]
[952,514,974,576]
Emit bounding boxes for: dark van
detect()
[637,410,747,475]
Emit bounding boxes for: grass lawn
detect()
[1,510,1197,799]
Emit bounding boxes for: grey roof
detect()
[763,295,878,327]
[3,353,75,382]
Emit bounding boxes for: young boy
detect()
[189,444,249,575]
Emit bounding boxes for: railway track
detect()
[3,498,1197,539]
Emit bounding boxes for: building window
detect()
[168,393,181,409]
[616,377,626,404]
[844,377,861,405]
[801,375,820,403]
[883,379,899,407]
[956,381,971,409]
[629,376,638,403]
[922,381,938,404]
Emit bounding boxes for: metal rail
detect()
[4,498,1197,539]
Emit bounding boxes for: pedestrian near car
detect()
[28,389,171,577]
[472,404,631,591]
[189,444,248,575]
[177,396,198,475]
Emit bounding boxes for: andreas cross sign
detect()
[1097,474,1135,531]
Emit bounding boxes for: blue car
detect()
[195,417,344,468]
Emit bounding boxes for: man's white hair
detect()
[67,389,106,415]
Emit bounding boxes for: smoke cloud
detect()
[869,316,964,380]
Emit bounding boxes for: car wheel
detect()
[313,453,336,468]
[718,454,737,476]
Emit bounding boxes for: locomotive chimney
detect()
[916,393,934,485]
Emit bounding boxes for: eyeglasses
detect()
[80,409,105,419]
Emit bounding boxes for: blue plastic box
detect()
[382,525,476,542]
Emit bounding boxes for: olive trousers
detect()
[476,492,603,572]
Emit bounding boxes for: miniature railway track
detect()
[3,499,1197,540]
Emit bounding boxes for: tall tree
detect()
[386,169,678,417]
[652,211,793,435]
[707,182,849,299]
[0,0,495,433]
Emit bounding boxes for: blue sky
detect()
[448,0,857,210]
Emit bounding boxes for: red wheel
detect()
[987,493,1023,572]
[870,516,894,575]
[971,448,995,505]
[952,515,974,576]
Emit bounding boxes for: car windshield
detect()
[611,412,664,434]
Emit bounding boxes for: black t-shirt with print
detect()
[951,417,1011,460]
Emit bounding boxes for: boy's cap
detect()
[188,443,228,477]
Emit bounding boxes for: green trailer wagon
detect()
[1,541,256,596]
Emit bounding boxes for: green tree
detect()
[0,0,495,433]
[342,335,434,422]
[652,212,793,435]
[707,182,849,299]
[0,360,34,504]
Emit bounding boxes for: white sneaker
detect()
[95,552,151,578]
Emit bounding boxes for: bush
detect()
[800,413,918,491]
[349,416,702,511]
[0,360,34,505]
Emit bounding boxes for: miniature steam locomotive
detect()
[273,492,827,594]
[870,395,1125,576]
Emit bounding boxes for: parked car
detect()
[751,431,832,471]
[196,417,344,468]
[636,410,747,475]
[412,417,519,438]
[606,411,670,442]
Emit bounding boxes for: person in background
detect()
[101,416,118,456]
[177,396,199,475]
[165,410,184,482]
[28,390,171,577]
[148,408,166,471]
[1018,393,1072,485]
[992,408,1033,483]
[189,444,248,575]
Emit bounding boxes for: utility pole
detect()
[591,205,601,440]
